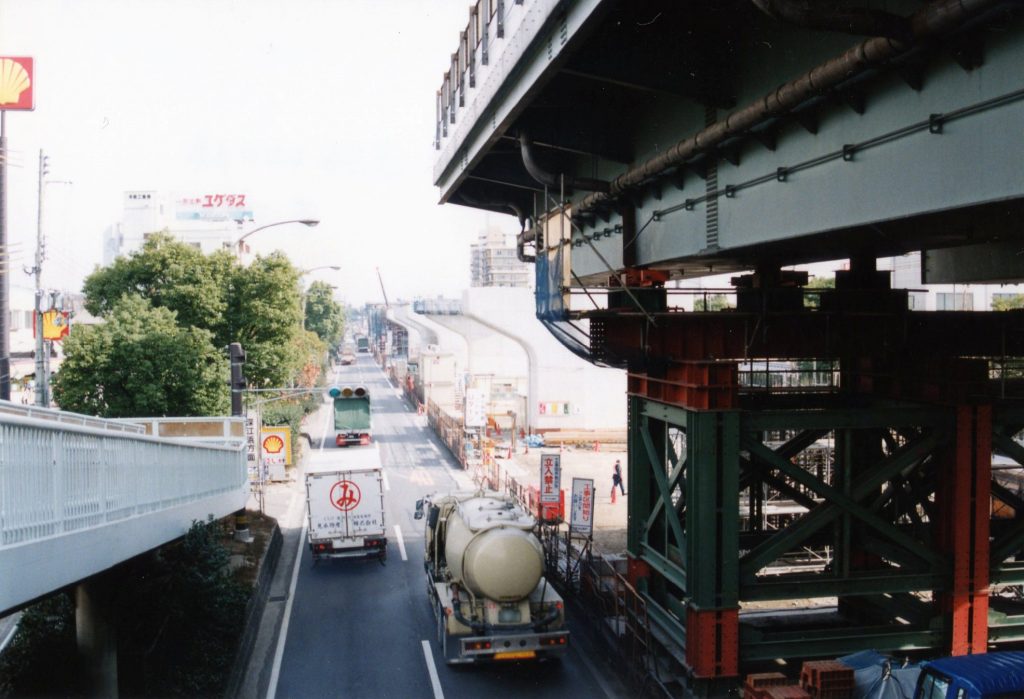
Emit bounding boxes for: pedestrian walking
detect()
[611,459,625,502]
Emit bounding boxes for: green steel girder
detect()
[742,460,819,511]
[742,406,951,433]
[740,429,946,577]
[640,416,688,573]
[991,562,1024,586]
[742,571,946,601]
[742,437,944,570]
[685,410,740,608]
[640,541,688,592]
[740,624,944,661]
[642,452,687,549]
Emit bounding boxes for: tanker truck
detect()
[414,490,569,663]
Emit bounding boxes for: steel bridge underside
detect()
[431,0,1024,691]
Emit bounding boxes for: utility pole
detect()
[33,149,48,406]
[0,111,9,401]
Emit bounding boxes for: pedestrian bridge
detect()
[0,403,248,616]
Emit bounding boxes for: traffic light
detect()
[229,342,246,416]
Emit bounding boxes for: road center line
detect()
[421,640,445,699]
[394,524,408,561]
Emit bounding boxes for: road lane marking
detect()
[382,470,391,492]
[319,398,333,452]
[394,524,408,561]
[430,443,440,455]
[0,621,18,653]
[266,517,308,699]
[421,640,445,699]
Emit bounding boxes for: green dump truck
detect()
[330,385,372,447]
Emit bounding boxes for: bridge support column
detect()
[937,404,992,655]
[76,576,118,698]
[684,409,740,695]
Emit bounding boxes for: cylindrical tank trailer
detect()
[416,490,569,663]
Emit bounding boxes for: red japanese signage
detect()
[330,480,362,512]
[540,453,561,504]
[0,57,34,111]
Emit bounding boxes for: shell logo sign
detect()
[260,426,292,466]
[0,57,34,111]
[262,435,285,454]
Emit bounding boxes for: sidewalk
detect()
[234,473,305,699]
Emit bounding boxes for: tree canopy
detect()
[304,280,345,348]
[58,236,317,416]
[52,295,228,417]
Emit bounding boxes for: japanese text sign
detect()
[570,478,595,535]
[540,453,561,504]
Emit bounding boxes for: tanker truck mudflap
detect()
[415,491,570,664]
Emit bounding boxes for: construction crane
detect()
[375,266,390,309]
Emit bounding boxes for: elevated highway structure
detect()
[433,0,1024,694]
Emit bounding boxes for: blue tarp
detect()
[924,652,1024,696]
[535,248,568,322]
[838,651,920,699]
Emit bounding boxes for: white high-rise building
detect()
[469,228,531,288]
[102,190,254,264]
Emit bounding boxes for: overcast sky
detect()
[0,0,509,304]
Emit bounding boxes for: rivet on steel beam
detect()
[929,114,944,135]
[776,167,789,183]
[842,145,856,162]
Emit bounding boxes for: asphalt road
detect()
[270,354,628,699]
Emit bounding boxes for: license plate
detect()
[494,651,536,661]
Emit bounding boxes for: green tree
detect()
[992,294,1024,311]
[694,293,731,311]
[117,518,248,696]
[304,280,345,347]
[81,237,307,393]
[52,295,228,417]
[83,232,233,332]
[224,251,303,389]
[804,274,836,309]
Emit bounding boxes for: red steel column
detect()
[939,404,991,655]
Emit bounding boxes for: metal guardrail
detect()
[0,409,246,549]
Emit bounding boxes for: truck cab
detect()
[914,652,1024,699]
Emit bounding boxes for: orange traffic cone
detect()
[611,486,617,504]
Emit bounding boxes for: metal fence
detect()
[0,408,246,548]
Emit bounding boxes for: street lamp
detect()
[300,265,341,275]
[235,219,319,256]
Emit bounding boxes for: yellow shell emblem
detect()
[262,435,285,454]
[0,59,30,105]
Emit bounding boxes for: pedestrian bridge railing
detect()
[0,403,248,615]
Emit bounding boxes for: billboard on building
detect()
[173,192,254,222]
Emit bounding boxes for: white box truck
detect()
[305,445,387,563]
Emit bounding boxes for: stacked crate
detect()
[763,687,812,699]
[743,673,793,699]
[800,660,854,698]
